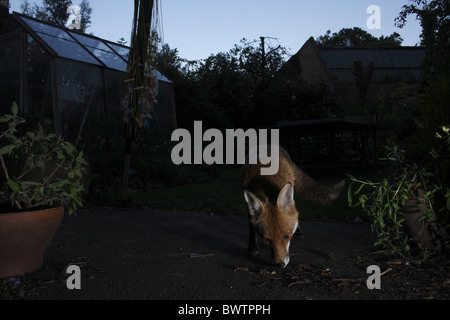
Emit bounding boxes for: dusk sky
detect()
[11,0,423,60]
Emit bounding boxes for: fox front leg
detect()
[246,214,259,257]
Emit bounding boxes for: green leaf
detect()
[7,179,20,193]
[57,179,70,188]
[0,144,15,155]
[38,123,44,137]
[21,181,42,186]
[0,115,10,123]
[11,102,19,115]
[36,159,45,171]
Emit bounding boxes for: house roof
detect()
[287,37,426,84]
[320,46,425,82]
[7,12,171,83]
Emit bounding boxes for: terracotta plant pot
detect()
[403,189,441,252]
[0,206,64,278]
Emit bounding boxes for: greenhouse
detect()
[0,12,176,146]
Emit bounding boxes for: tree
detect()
[230,38,289,80]
[316,27,403,47]
[170,38,290,130]
[78,0,92,32]
[230,38,290,126]
[395,0,450,77]
[183,52,247,130]
[21,0,92,33]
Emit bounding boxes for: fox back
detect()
[240,147,344,267]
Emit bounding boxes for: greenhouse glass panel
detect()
[38,33,101,65]
[90,49,127,71]
[68,32,127,70]
[69,32,111,50]
[105,42,129,60]
[21,16,73,40]
[26,35,54,133]
[0,39,20,114]
[103,69,127,143]
[21,16,101,66]
[55,59,106,142]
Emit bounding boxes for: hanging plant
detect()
[121,0,161,198]
[121,0,160,135]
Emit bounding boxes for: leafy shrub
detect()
[0,103,87,215]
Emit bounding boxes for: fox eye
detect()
[282,233,291,241]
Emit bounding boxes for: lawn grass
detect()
[132,166,245,215]
[132,163,390,221]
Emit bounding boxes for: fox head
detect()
[244,183,299,268]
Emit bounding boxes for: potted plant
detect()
[348,138,449,262]
[0,102,87,278]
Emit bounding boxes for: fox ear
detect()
[244,190,263,216]
[277,183,295,211]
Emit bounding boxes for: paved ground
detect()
[15,207,382,300]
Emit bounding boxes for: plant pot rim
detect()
[0,206,65,216]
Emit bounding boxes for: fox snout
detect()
[271,225,296,268]
[276,257,289,268]
[272,249,290,268]
[261,235,292,268]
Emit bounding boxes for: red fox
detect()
[240,147,345,268]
